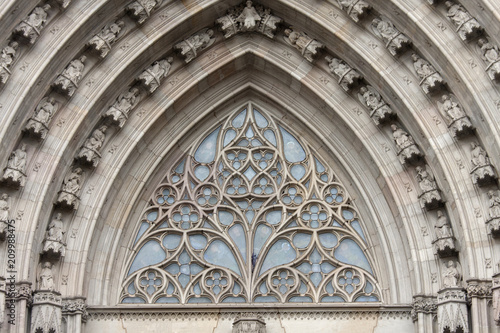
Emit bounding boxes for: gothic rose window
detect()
[120,104,381,304]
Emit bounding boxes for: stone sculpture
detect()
[478,38,500,81]
[38,262,55,291]
[0,41,19,85]
[76,125,108,168]
[372,17,411,56]
[0,193,10,240]
[412,54,444,94]
[52,56,87,97]
[493,271,500,326]
[103,87,141,127]
[445,1,483,41]
[391,124,423,165]
[2,144,27,187]
[437,94,473,138]
[442,260,460,288]
[174,29,215,63]
[24,97,59,140]
[284,28,324,63]
[325,56,362,92]
[12,4,51,44]
[487,190,500,237]
[232,314,266,333]
[126,0,162,24]
[137,57,172,93]
[87,20,125,58]
[337,0,370,22]
[56,168,84,210]
[357,86,395,124]
[416,165,443,210]
[41,213,66,258]
[432,210,456,258]
[216,1,282,39]
[470,142,496,186]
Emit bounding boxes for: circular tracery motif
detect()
[121,104,380,304]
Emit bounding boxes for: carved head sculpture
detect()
[390,124,398,131]
[488,190,497,199]
[20,143,26,151]
[47,96,56,104]
[42,261,52,269]
[98,125,108,133]
[478,38,488,48]
[415,166,423,173]
[411,53,419,62]
[42,4,51,12]
[55,212,62,221]
[246,0,252,7]
[470,142,478,150]
[437,210,444,219]
[9,41,19,51]
[79,55,87,63]
[1,193,8,201]
[441,94,450,102]
[444,1,453,8]
[359,86,368,94]
[207,29,214,37]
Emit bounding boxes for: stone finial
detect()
[12,4,51,44]
[24,97,59,140]
[437,94,473,138]
[103,87,141,128]
[137,57,173,93]
[87,20,125,58]
[2,143,27,187]
[337,0,370,22]
[445,1,483,41]
[357,86,395,124]
[126,0,161,24]
[75,125,108,168]
[284,28,324,63]
[174,29,215,63]
[416,165,444,210]
[52,56,87,97]
[390,124,423,165]
[325,56,362,92]
[412,54,445,94]
[372,17,411,56]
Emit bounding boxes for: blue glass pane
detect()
[321,262,335,273]
[162,234,181,250]
[243,166,256,181]
[260,239,296,274]
[342,209,354,220]
[310,272,322,287]
[194,165,210,181]
[245,126,254,138]
[265,210,282,225]
[279,126,306,162]
[134,222,149,244]
[289,296,312,303]
[232,109,246,128]
[204,240,241,275]
[156,297,179,304]
[223,129,236,147]
[254,109,269,128]
[194,126,220,163]
[222,296,246,303]
[122,297,146,303]
[253,224,272,255]
[189,234,207,250]
[218,210,234,226]
[175,159,185,174]
[365,281,374,293]
[314,157,326,173]
[264,130,277,146]
[355,295,379,302]
[233,282,241,294]
[351,220,366,241]
[188,297,212,303]
[334,239,373,274]
[319,233,338,248]
[147,211,158,222]
[190,263,203,275]
[292,233,311,248]
[158,221,169,229]
[254,296,278,302]
[290,164,306,181]
[128,240,166,275]
[321,296,345,303]
[229,224,246,262]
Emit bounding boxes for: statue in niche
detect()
[24,97,59,140]
[76,125,108,168]
[52,56,87,97]
[42,213,66,258]
[13,4,51,44]
[38,262,55,291]
[437,94,473,138]
[174,29,215,63]
[0,41,19,85]
[487,190,500,237]
[371,17,411,56]
[337,0,370,23]
[284,28,324,63]
[470,142,496,186]
[56,168,84,210]
[103,87,141,128]
[325,56,362,91]
[442,260,460,288]
[357,86,395,124]
[445,1,483,41]
[411,54,444,94]
[416,165,443,210]
[87,20,125,58]
[137,57,173,93]
[433,210,457,258]
[0,193,10,240]
[237,1,261,32]
[391,124,422,165]
[126,0,161,24]
[478,38,500,81]
[2,143,27,187]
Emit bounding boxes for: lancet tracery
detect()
[120,104,380,304]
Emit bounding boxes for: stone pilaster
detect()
[411,294,436,333]
[492,273,500,326]
[30,291,62,333]
[62,297,88,333]
[437,288,469,333]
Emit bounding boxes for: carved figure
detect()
[435,210,452,238]
[391,124,422,165]
[0,193,10,239]
[358,86,395,124]
[42,213,66,257]
[126,0,161,24]
[478,38,500,81]
[56,168,84,210]
[433,210,456,257]
[24,97,59,139]
[372,18,411,56]
[76,125,107,167]
[412,54,444,94]
[2,144,27,187]
[52,56,87,97]
[325,56,362,91]
[103,87,141,127]
[87,20,125,58]
[38,262,55,291]
[174,29,215,63]
[438,94,473,137]
[493,272,500,326]
[0,41,19,84]
[13,4,51,44]
[257,7,282,39]
[237,1,261,31]
[137,57,172,93]
[487,190,500,237]
[416,165,443,210]
[445,1,483,41]
[442,260,460,288]
[416,166,437,193]
[337,0,370,22]
[470,142,496,186]
[284,28,324,63]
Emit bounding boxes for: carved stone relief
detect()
[437,94,473,138]
[86,20,125,58]
[56,168,84,210]
[0,193,10,241]
[126,0,162,24]
[284,28,324,62]
[137,57,172,93]
[372,17,411,56]
[75,125,108,168]
[493,272,500,326]
[52,56,87,97]
[37,262,55,291]
[412,54,445,94]
[445,1,483,41]
[41,213,66,259]
[416,165,444,210]
[0,41,19,85]
[478,38,500,81]
[337,0,370,22]
[232,314,266,333]
[469,142,497,186]
[24,97,59,140]
[174,29,215,63]
[486,190,500,237]
[103,87,141,127]
[411,295,437,322]
[12,5,51,44]
[2,143,27,187]
[357,86,396,124]
[325,56,363,92]
[432,210,457,258]
[391,124,423,165]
